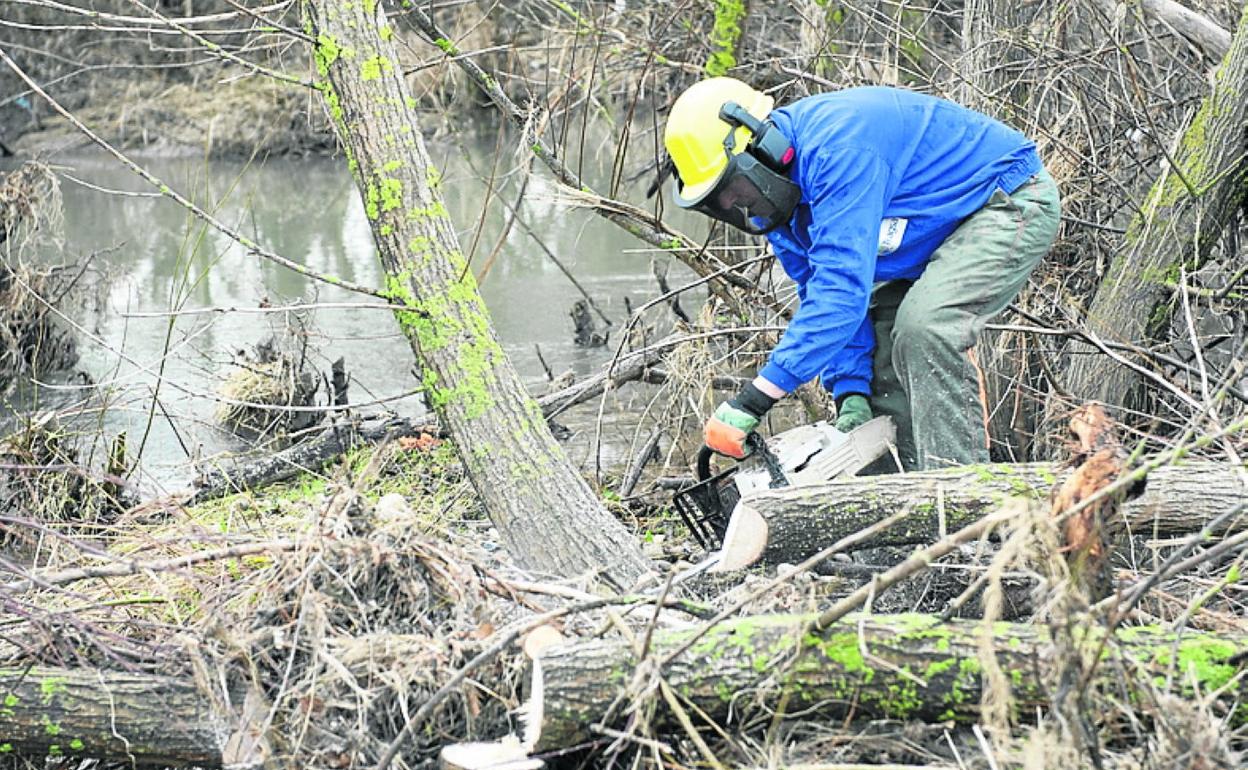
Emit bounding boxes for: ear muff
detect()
[718,101,795,173]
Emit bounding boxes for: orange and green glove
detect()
[834,393,872,432]
[704,383,777,459]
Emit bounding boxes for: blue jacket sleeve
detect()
[758,147,892,393]
[766,228,811,303]
[819,311,875,398]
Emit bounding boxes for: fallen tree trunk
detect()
[716,461,1245,570]
[0,665,227,765]
[527,612,1246,751]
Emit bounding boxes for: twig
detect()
[1,539,300,594]
[811,510,1011,633]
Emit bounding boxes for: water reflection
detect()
[11,137,707,490]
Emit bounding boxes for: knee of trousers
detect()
[890,310,966,372]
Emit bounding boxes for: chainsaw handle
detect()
[695,445,715,482]
[697,434,781,481]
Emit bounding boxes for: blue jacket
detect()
[755,87,1042,398]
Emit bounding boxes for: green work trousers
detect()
[867,169,1061,471]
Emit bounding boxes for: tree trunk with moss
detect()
[0,666,230,765]
[303,1,651,589]
[528,612,1247,750]
[1058,4,1248,411]
[716,461,1244,570]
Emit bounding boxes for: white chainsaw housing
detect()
[731,416,897,496]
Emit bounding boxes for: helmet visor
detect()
[674,153,799,235]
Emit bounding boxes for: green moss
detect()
[39,676,65,703]
[314,33,340,76]
[879,675,923,717]
[924,658,957,679]
[318,81,345,127]
[361,55,393,81]
[971,464,997,484]
[1167,637,1239,692]
[407,202,450,221]
[364,175,404,220]
[807,631,875,682]
[945,657,981,707]
[384,272,503,421]
[705,0,746,77]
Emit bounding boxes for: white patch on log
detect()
[519,657,544,751]
[439,736,543,770]
[712,501,768,571]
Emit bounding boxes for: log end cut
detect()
[439,737,543,770]
[712,501,768,571]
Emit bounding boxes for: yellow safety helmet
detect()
[663,78,799,235]
[664,77,775,203]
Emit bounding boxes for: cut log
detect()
[715,461,1244,570]
[526,612,1247,751]
[0,665,227,765]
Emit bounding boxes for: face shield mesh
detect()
[675,153,800,235]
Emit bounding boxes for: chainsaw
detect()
[672,417,896,552]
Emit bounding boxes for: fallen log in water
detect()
[190,345,665,503]
[716,461,1246,570]
[524,612,1247,751]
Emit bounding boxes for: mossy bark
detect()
[530,612,1247,750]
[0,666,227,765]
[1059,4,1248,410]
[729,461,1242,567]
[304,1,651,588]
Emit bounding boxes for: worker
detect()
[664,78,1060,470]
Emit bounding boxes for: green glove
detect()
[704,401,760,459]
[704,382,776,459]
[834,394,872,433]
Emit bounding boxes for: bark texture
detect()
[305,0,651,588]
[720,461,1244,568]
[0,666,225,765]
[1059,4,1248,409]
[529,613,1247,750]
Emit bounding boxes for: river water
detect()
[10,135,706,493]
